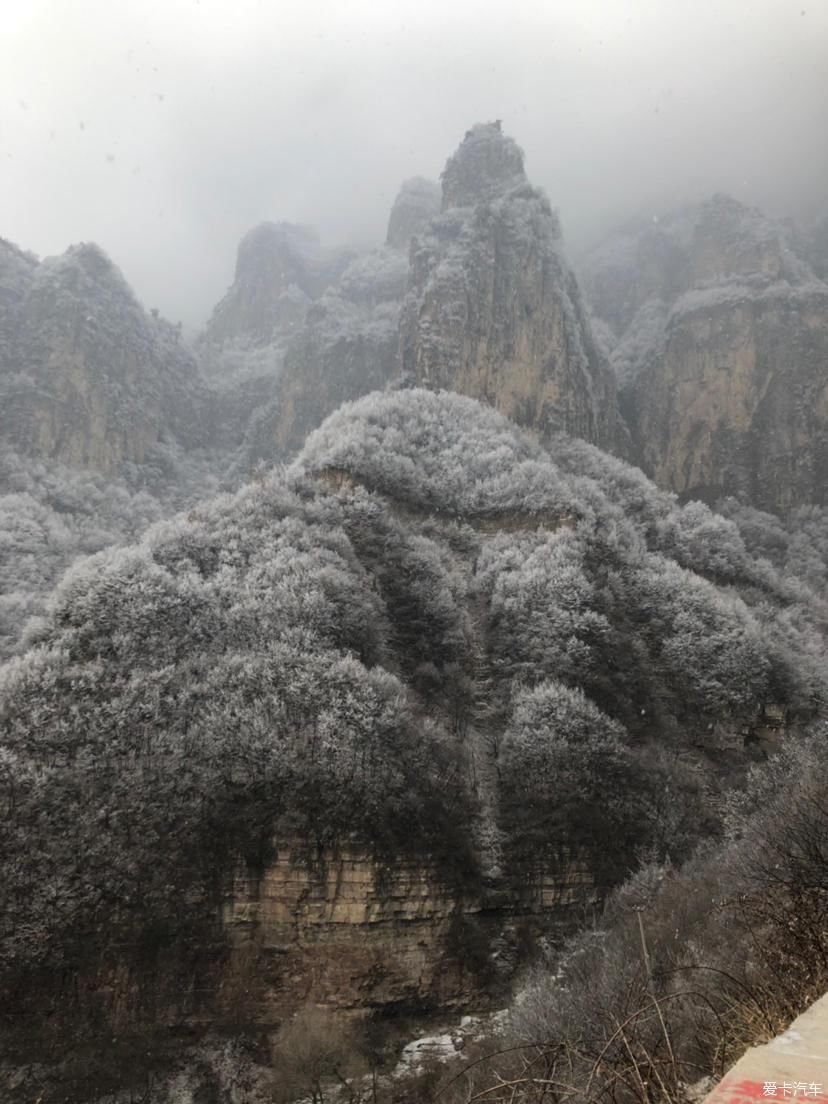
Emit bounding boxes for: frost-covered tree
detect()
[498,681,654,883]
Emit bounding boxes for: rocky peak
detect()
[584,198,828,509]
[0,236,38,290]
[440,121,527,210]
[688,193,799,285]
[234,221,319,295]
[385,177,441,250]
[0,236,209,473]
[0,239,39,366]
[202,222,320,350]
[200,221,357,358]
[400,123,627,454]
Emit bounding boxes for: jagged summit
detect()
[234,221,319,291]
[0,236,208,473]
[689,192,811,285]
[400,123,626,454]
[201,221,355,352]
[440,120,527,210]
[385,177,441,249]
[202,222,319,350]
[41,241,138,303]
[583,195,828,509]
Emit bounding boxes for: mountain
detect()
[2,387,826,1100]
[385,175,441,249]
[0,238,210,474]
[236,245,408,465]
[201,222,333,350]
[3,124,828,1102]
[224,177,438,468]
[196,222,356,449]
[220,123,630,470]
[583,195,828,509]
[399,122,627,453]
[0,237,223,661]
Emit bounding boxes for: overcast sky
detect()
[3,0,827,329]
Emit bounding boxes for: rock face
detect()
[210,125,635,464]
[202,222,354,351]
[237,248,407,466]
[583,195,828,509]
[0,238,209,474]
[198,222,362,450]
[440,122,526,210]
[221,845,594,1020]
[385,177,441,250]
[399,123,627,453]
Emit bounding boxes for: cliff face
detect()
[201,222,351,350]
[221,845,594,1020]
[584,195,828,509]
[196,222,357,449]
[0,239,209,474]
[399,123,627,453]
[235,247,408,467]
[634,285,828,509]
[236,176,439,466]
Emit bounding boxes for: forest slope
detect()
[1,389,827,1100]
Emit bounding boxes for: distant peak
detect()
[66,241,117,272]
[42,242,135,300]
[695,193,775,238]
[386,177,441,249]
[235,221,320,281]
[441,121,526,210]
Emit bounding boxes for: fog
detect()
[3,0,827,329]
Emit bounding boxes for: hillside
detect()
[1,113,828,1103]
[0,238,210,473]
[0,238,221,661]
[2,389,826,1100]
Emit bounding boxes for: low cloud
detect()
[3,0,826,328]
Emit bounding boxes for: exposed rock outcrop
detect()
[201,222,351,350]
[801,213,828,282]
[399,122,628,453]
[196,222,358,449]
[3,387,823,1099]
[221,845,594,1020]
[236,248,407,465]
[584,195,828,509]
[0,239,210,474]
[386,177,441,250]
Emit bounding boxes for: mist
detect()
[3,0,826,329]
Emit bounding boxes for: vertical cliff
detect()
[200,222,351,351]
[229,176,439,468]
[399,122,627,453]
[220,845,595,1021]
[584,196,828,509]
[234,246,408,467]
[196,222,358,448]
[0,239,209,474]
